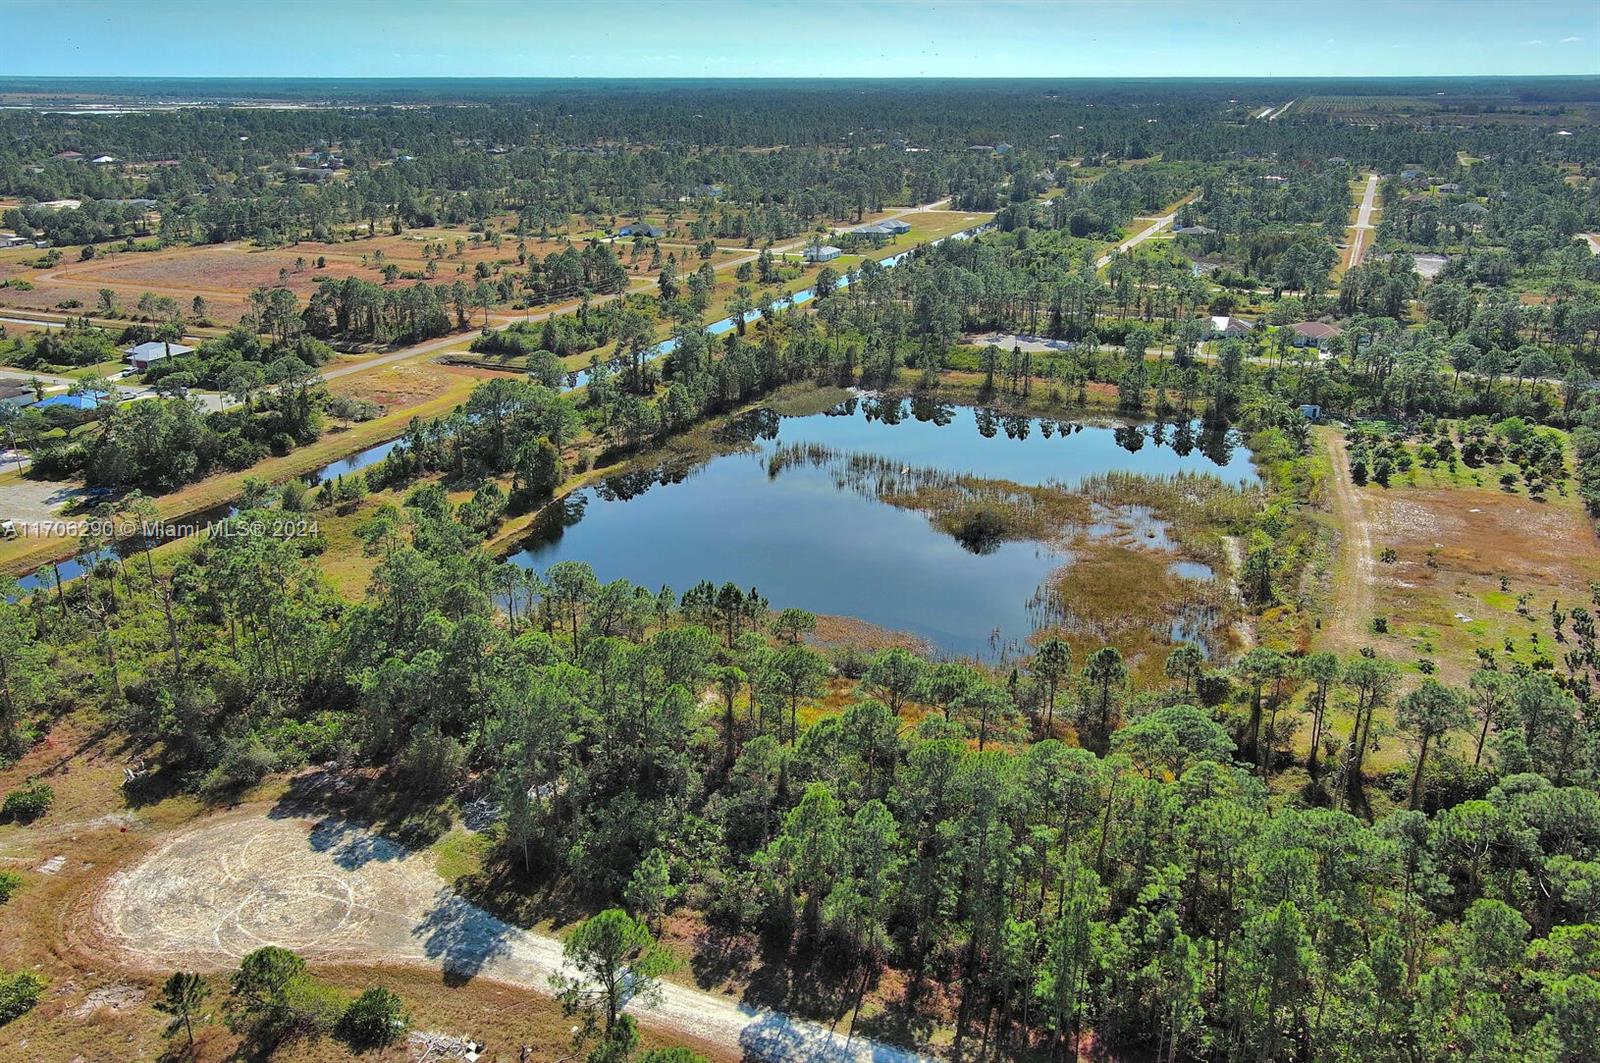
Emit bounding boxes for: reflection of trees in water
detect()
[593,460,696,502]
[725,400,1241,473]
[714,407,782,444]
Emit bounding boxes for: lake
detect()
[506,396,1256,656]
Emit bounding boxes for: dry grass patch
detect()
[1354,481,1600,685]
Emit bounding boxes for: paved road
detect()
[0,315,67,331]
[1582,233,1600,255]
[1266,99,1297,120]
[1347,173,1380,268]
[99,809,936,1063]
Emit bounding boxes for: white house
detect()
[124,340,195,371]
[804,245,842,263]
[1208,315,1254,338]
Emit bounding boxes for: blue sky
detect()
[7,0,1598,79]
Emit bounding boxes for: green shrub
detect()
[0,871,21,903]
[0,970,45,1025]
[397,729,466,797]
[200,737,276,797]
[337,986,408,1049]
[1,783,53,823]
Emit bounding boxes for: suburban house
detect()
[879,218,911,234]
[853,223,893,238]
[804,245,842,263]
[1291,321,1343,350]
[125,340,195,371]
[1436,182,1461,194]
[616,222,661,238]
[1207,315,1254,338]
[51,150,84,161]
[0,384,35,407]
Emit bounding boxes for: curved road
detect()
[98,809,935,1063]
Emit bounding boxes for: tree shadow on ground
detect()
[412,886,517,987]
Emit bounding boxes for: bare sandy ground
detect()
[96,809,934,1063]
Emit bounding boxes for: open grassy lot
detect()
[1348,474,1600,686]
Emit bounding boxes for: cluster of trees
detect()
[138,951,407,1055]
[1,199,153,245]
[29,368,324,492]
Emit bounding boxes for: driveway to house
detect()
[98,806,936,1063]
[0,474,91,522]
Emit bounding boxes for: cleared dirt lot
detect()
[1330,469,1600,685]
[97,807,932,1063]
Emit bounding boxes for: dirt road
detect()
[97,810,934,1063]
[1096,205,1186,268]
[1347,173,1380,269]
[1321,429,1375,649]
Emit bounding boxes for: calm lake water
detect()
[507,396,1255,656]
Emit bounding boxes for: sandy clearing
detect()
[96,810,934,1063]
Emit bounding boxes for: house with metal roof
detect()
[804,245,842,263]
[879,218,911,234]
[125,340,195,371]
[1207,315,1254,338]
[616,222,662,238]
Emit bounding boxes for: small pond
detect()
[506,396,1255,656]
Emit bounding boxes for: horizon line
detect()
[3,74,1599,82]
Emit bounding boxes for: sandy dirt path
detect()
[1347,173,1380,269]
[1321,429,1375,649]
[1095,201,1190,268]
[96,810,934,1063]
